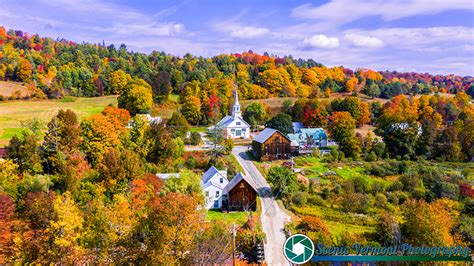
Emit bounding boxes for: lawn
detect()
[189,126,207,133]
[206,210,250,226]
[294,156,329,176]
[0,96,117,146]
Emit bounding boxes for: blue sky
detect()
[1,0,473,75]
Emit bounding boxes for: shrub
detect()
[371,180,386,195]
[341,193,371,214]
[374,193,388,209]
[185,132,202,145]
[297,216,331,234]
[291,191,308,206]
[375,212,401,245]
[307,194,326,206]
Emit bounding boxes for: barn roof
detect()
[253,128,290,144]
[222,172,258,195]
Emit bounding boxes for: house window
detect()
[220,178,223,183]
[216,191,220,198]
[205,191,209,197]
[213,200,219,208]
[236,122,241,125]
[231,129,235,132]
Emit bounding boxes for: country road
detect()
[232,146,291,266]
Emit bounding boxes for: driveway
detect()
[232,146,291,266]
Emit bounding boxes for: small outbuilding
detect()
[252,128,292,161]
[222,173,258,211]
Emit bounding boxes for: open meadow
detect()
[0,96,117,146]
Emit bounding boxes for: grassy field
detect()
[0,81,30,97]
[0,96,117,146]
[206,210,249,226]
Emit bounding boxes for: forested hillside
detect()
[1,26,473,106]
[1,25,473,264]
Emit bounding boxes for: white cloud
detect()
[345,33,384,48]
[229,26,270,38]
[345,26,474,48]
[92,22,186,37]
[299,34,340,49]
[213,22,271,39]
[292,0,474,25]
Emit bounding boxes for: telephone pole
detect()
[232,223,236,266]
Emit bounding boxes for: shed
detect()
[222,173,258,211]
[252,128,292,161]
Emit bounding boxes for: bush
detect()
[307,194,326,206]
[321,187,331,199]
[291,191,308,206]
[341,193,371,214]
[185,132,202,145]
[374,193,388,209]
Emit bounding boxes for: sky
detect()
[1,0,473,76]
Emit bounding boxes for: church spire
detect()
[232,89,241,118]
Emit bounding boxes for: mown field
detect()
[0,80,31,98]
[0,96,118,146]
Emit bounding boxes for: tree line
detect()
[1,26,473,106]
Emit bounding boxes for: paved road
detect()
[232,146,291,266]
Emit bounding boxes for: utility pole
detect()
[232,223,236,266]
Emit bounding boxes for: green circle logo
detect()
[283,234,314,264]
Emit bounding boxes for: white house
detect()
[201,166,229,209]
[208,90,250,139]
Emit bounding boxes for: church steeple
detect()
[232,89,241,118]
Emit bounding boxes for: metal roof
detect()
[252,128,277,143]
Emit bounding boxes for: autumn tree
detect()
[0,193,17,263]
[375,95,420,158]
[328,111,361,158]
[243,102,268,129]
[300,99,328,127]
[265,113,293,134]
[18,192,57,263]
[81,107,130,165]
[166,111,190,138]
[108,70,130,94]
[41,109,82,174]
[363,79,381,98]
[401,199,458,245]
[146,121,184,165]
[147,193,204,264]
[162,170,202,196]
[181,95,201,125]
[267,166,298,198]
[118,79,153,115]
[7,131,43,175]
[331,96,371,126]
[146,70,172,103]
[17,58,33,81]
[49,192,84,263]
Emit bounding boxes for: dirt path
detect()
[232,146,291,266]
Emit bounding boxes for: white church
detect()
[208,90,250,139]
